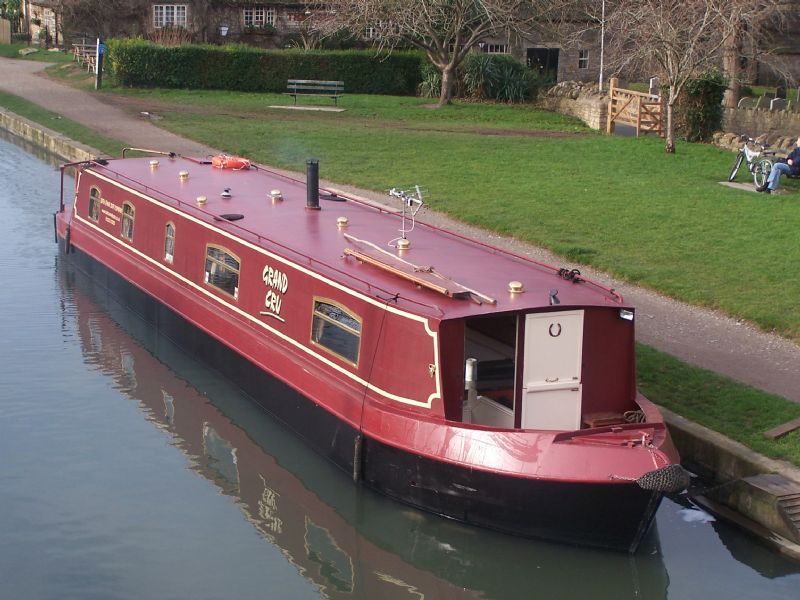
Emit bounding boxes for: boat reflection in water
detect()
[59,260,670,600]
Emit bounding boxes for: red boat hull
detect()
[59,239,665,551]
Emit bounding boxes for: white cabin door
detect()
[521,310,584,430]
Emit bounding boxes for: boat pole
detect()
[464,357,477,423]
[353,302,391,482]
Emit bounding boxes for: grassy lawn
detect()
[638,345,800,464]
[91,86,800,343]
[0,42,74,63]
[1,78,799,466]
[0,91,125,157]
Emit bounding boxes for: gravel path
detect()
[2,57,798,403]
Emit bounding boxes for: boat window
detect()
[121,202,135,241]
[204,245,240,299]
[164,222,175,264]
[311,299,361,366]
[88,186,100,222]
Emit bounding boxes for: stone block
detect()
[770,98,787,111]
[708,474,800,544]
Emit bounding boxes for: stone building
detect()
[476,24,603,86]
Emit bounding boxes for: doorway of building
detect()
[527,47,559,83]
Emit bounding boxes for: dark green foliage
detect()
[677,72,727,142]
[417,62,442,98]
[106,38,426,95]
[461,53,538,103]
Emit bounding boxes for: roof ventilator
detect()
[306,158,320,210]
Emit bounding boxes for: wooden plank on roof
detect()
[342,234,497,305]
[344,248,471,299]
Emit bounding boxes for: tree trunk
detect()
[722,28,743,109]
[437,66,455,107]
[664,102,675,154]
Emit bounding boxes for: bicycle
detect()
[727,136,775,188]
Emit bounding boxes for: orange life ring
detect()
[211,155,251,170]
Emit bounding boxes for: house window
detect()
[88,186,100,222]
[243,7,274,27]
[204,245,240,299]
[578,50,589,69]
[483,44,508,54]
[311,299,361,365]
[365,23,382,39]
[153,4,187,28]
[164,222,175,264]
[121,202,135,241]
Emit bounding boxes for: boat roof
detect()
[85,155,625,320]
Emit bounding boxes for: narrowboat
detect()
[61,263,670,598]
[54,149,687,552]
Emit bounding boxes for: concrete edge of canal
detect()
[3,106,800,559]
[0,107,96,163]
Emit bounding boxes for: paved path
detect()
[2,57,799,403]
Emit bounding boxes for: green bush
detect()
[677,72,727,142]
[417,62,441,98]
[462,53,537,103]
[106,38,426,95]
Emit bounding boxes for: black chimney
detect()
[306,158,320,210]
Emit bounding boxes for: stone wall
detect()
[538,81,608,130]
[722,106,800,140]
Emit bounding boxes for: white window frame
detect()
[578,49,589,69]
[153,4,187,29]
[484,43,509,54]
[243,7,275,28]
[365,22,383,40]
[243,7,265,27]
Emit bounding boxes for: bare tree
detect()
[599,0,734,153]
[289,2,341,50]
[54,0,145,41]
[326,0,566,107]
[721,1,794,108]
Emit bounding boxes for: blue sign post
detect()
[95,38,105,90]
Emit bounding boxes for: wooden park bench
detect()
[284,80,344,106]
[72,43,96,72]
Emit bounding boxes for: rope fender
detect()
[636,464,691,493]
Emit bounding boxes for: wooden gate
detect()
[0,19,11,45]
[606,77,663,137]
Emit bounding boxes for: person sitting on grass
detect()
[762,136,800,194]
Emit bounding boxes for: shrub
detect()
[676,72,727,142]
[461,53,537,103]
[417,63,441,98]
[106,39,425,95]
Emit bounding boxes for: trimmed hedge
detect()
[106,39,425,95]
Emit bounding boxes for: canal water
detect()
[1,132,799,600]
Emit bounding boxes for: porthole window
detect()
[121,202,135,241]
[204,245,240,299]
[311,299,361,365]
[164,222,175,264]
[88,187,100,222]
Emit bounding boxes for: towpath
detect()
[2,57,799,403]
